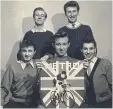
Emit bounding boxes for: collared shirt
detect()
[66,22,81,29]
[17,60,35,70]
[31,26,47,33]
[87,57,98,75]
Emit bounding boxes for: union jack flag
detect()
[38,60,85,108]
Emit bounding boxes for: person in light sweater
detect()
[1,40,41,108]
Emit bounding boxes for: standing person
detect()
[80,37,112,108]
[23,7,54,59]
[39,32,85,108]
[58,1,94,60]
[1,40,40,108]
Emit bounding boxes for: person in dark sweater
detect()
[22,7,54,59]
[1,40,40,108]
[57,1,94,60]
[80,37,112,108]
[38,32,85,108]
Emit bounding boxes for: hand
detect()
[83,59,90,69]
[1,99,4,106]
[40,55,49,61]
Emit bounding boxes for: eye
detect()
[28,50,33,52]
[90,47,94,50]
[83,48,87,50]
[63,43,67,46]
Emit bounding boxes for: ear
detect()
[34,50,36,55]
[80,49,83,53]
[68,42,70,47]
[52,43,54,48]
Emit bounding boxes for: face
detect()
[34,10,46,25]
[53,37,70,57]
[65,6,79,24]
[20,46,36,63]
[82,43,97,61]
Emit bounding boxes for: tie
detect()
[72,24,75,28]
[87,63,91,76]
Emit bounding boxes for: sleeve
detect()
[1,65,14,105]
[86,25,94,38]
[105,60,112,84]
[22,31,29,41]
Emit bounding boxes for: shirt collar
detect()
[90,56,98,64]
[31,26,47,33]
[17,60,35,70]
[67,22,81,28]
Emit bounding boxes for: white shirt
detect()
[17,60,35,70]
[66,22,81,29]
[87,57,98,76]
[31,26,47,33]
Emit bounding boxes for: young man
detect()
[22,7,54,60]
[80,37,112,108]
[39,32,84,108]
[57,1,94,60]
[1,40,40,108]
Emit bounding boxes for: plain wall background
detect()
[1,1,112,73]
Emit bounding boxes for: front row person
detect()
[80,37,112,108]
[1,40,40,108]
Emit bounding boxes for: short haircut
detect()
[81,36,97,49]
[19,40,36,51]
[17,40,36,60]
[33,7,47,18]
[53,31,70,43]
[64,1,80,13]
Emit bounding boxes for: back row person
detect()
[23,1,94,61]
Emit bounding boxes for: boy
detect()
[1,40,40,108]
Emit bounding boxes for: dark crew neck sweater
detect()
[58,24,94,60]
[23,30,54,59]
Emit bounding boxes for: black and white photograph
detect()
[1,0,112,108]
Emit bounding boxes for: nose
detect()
[26,51,29,55]
[60,45,64,49]
[87,49,90,53]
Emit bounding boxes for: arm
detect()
[86,25,94,38]
[1,65,14,106]
[105,60,112,92]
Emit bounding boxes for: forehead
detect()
[66,6,78,11]
[83,43,95,48]
[34,10,45,14]
[55,37,69,43]
[21,46,35,50]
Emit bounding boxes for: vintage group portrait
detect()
[1,0,112,108]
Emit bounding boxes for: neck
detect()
[55,53,67,57]
[34,23,44,30]
[69,19,77,25]
[21,59,31,64]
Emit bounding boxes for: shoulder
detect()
[67,56,80,63]
[100,58,112,66]
[23,30,33,39]
[46,55,55,63]
[46,30,53,35]
[57,26,67,32]
[25,30,33,35]
[81,24,92,30]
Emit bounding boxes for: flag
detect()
[38,60,85,108]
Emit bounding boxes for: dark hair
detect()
[64,1,80,13]
[33,7,47,18]
[81,36,97,53]
[53,31,70,43]
[17,40,36,60]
